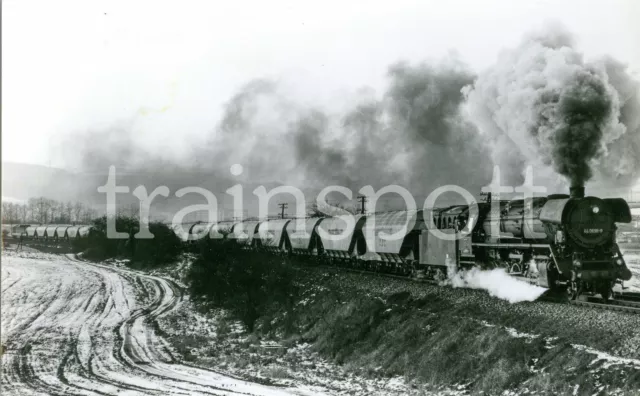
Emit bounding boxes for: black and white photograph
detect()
[2,1,640,395]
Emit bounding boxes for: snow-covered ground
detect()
[620,251,640,291]
[0,251,326,395]
[3,249,639,395]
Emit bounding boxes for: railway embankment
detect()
[145,255,640,396]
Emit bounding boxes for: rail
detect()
[570,298,640,315]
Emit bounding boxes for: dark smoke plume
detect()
[387,61,475,145]
[58,58,495,215]
[292,110,353,187]
[591,57,640,189]
[464,25,640,191]
[385,60,492,194]
[195,57,493,206]
[57,25,639,219]
[552,70,612,186]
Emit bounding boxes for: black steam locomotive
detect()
[461,186,632,300]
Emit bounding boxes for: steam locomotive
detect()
[462,186,632,300]
[176,185,632,301]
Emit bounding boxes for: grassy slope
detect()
[289,269,640,395]
[155,262,640,396]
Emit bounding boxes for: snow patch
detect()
[479,319,542,343]
[544,336,559,349]
[572,344,640,369]
[505,327,540,341]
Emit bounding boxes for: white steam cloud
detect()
[444,258,546,303]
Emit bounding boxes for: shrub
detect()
[79,216,182,267]
[188,238,297,332]
[129,222,183,269]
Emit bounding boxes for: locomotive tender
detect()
[178,185,632,301]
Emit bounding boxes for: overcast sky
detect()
[3,0,639,169]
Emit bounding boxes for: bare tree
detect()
[2,202,10,224]
[306,201,356,217]
[55,202,65,223]
[116,203,139,219]
[65,202,73,223]
[306,202,324,218]
[45,202,52,223]
[129,203,139,219]
[73,202,83,224]
[28,198,36,223]
[48,199,59,224]
[2,202,18,225]
[18,204,29,223]
[29,197,46,224]
[43,198,52,224]
[11,197,98,225]
[81,207,97,224]
[26,197,60,224]
[11,203,19,223]
[49,202,57,223]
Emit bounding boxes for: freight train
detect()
[10,187,633,301]
[174,186,633,301]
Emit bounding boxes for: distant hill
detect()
[2,162,89,203]
[1,196,26,204]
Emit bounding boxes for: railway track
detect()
[313,263,640,315]
[570,297,640,315]
[613,291,640,302]
[313,263,437,284]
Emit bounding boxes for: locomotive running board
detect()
[472,242,551,249]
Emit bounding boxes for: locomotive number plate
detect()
[583,229,603,234]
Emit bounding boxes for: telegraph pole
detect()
[278,203,288,219]
[357,196,367,214]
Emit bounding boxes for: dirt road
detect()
[1,252,324,396]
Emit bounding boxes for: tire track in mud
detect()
[4,255,236,395]
[64,257,232,395]
[70,257,294,396]
[3,259,137,396]
[1,253,323,396]
[1,269,23,295]
[99,267,249,396]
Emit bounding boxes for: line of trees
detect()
[1,197,98,225]
[306,202,357,217]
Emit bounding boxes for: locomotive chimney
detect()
[570,186,585,198]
